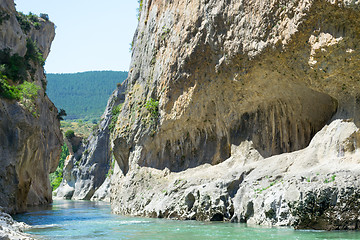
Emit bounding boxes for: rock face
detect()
[55,85,126,201]
[112,120,360,230]
[0,0,62,213]
[0,209,34,240]
[110,0,360,230]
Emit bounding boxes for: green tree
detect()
[65,130,75,139]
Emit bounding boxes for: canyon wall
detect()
[55,84,126,201]
[112,0,359,175]
[0,0,62,213]
[110,0,360,229]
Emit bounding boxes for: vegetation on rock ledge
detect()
[109,103,123,133]
[145,98,159,132]
[65,130,75,140]
[137,0,143,21]
[16,12,41,33]
[0,37,45,116]
[49,143,69,190]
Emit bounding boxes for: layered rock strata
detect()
[110,0,360,229]
[55,85,126,201]
[0,0,62,213]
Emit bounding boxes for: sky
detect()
[14,0,139,73]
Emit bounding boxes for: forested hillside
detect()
[46,71,127,120]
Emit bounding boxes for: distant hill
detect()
[46,71,127,121]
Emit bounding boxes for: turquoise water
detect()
[14,200,360,240]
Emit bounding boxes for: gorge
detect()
[1,0,360,238]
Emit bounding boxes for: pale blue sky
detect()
[14,0,139,73]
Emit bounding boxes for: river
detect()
[14,200,360,239]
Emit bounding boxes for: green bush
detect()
[145,98,159,119]
[16,12,41,33]
[27,12,38,23]
[0,49,28,82]
[16,12,32,33]
[18,81,40,101]
[25,38,45,66]
[109,103,123,132]
[0,77,20,100]
[65,130,75,139]
[0,38,45,83]
[49,143,69,190]
[145,98,159,133]
[0,76,40,115]
[137,0,143,20]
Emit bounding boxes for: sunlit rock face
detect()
[0,0,62,213]
[110,0,360,229]
[55,86,126,202]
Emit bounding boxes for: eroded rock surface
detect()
[110,0,360,230]
[112,0,360,174]
[0,0,62,213]
[112,120,360,229]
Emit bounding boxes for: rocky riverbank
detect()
[0,210,34,240]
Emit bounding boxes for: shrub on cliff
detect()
[16,12,41,33]
[65,130,75,139]
[0,39,45,82]
[17,81,40,116]
[0,49,27,82]
[49,143,69,190]
[137,0,143,20]
[0,45,42,116]
[0,75,40,116]
[145,98,159,134]
[25,39,45,66]
[109,104,123,133]
[145,98,159,119]
[0,77,20,99]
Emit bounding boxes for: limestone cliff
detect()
[110,0,360,230]
[0,0,62,213]
[55,85,126,201]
